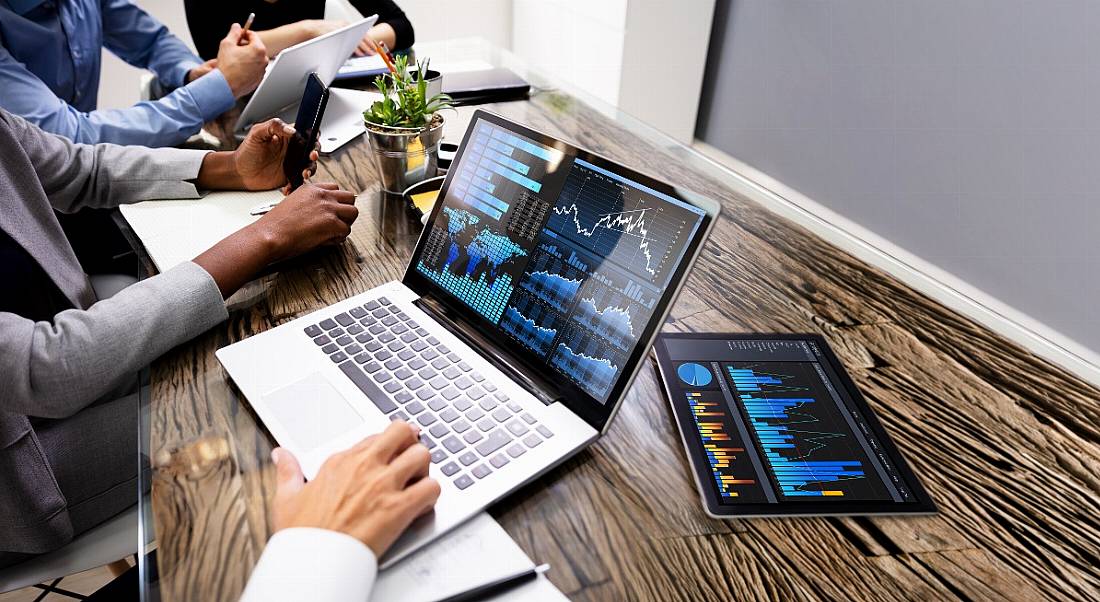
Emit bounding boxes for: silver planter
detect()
[364,117,445,193]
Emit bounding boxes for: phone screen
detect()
[284,72,329,191]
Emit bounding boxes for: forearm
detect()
[0,262,227,418]
[192,223,278,298]
[368,23,396,50]
[257,23,316,57]
[197,151,247,190]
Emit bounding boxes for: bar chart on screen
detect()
[724,363,892,500]
[686,391,761,501]
[450,121,564,221]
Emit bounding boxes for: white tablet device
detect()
[235,16,378,134]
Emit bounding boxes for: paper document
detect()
[371,513,568,602]
[118,190,284,272]
[320,87,384,154]
[338,54,389,79]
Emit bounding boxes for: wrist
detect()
[218,68,243,98]
[197,151,245,190]
[245,219,285,264]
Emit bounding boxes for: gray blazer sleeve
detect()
[0,111,230,418]
[2,110,209,212]
[0,262,228,418]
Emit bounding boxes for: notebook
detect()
[372,513,567,602]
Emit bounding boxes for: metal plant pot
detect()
[364,116,445,193]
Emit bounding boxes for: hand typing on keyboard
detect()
[305,296,557,492]
[269,421,441,557]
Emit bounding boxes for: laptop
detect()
[216,110,721,566]
[442,68,530,106]
[235,16,377,136]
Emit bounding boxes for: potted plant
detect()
[363,55,453,193]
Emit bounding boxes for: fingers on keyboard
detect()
[311,297,555,492]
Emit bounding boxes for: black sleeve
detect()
[352,0,415,50]
[183,0,234,60]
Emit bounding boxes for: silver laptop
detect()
[216,110,720,566]
[234,16,377,135]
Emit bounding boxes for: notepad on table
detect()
[118,189,284,272]
[371,513,567,602]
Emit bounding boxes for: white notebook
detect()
[118,189,284,272]
[372,513,567,602]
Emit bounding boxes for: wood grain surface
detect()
[145,88,1100,601]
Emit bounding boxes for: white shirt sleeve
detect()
[239,528,377,602]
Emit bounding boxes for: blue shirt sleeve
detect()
[0,47,235,147]
[99,0,202,89]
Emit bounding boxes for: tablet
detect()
[653,333,936,517]
[235,16,377,133]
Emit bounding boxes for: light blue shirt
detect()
[0,0,235,147]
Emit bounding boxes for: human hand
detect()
[270,421,441,557]
[355,33,377,57]
[217,23,268,98]
[231,118,318,191]
[187,58,218,83]
[251,182,358,262]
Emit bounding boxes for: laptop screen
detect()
[406,112,714,420]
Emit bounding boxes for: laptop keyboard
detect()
[302,296,554,491]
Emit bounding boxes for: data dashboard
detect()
[416,118,707,402]
[654,334,936,516]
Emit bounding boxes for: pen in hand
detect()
[238,12,256,45]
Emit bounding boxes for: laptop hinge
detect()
[414,296,562,406]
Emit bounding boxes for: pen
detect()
[369,38,398,75]
[379,40,396,64]
[433,564,549,602]
[239,12,256,44]
[249,200,280,216]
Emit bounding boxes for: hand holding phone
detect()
[284,72,330,191]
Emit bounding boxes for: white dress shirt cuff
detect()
[239,528,377,602]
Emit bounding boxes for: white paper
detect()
[118,190,284,272]
[338,54,389,78]
[370,513,566,602]
[320,87,384,154]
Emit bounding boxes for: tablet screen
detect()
[654,334,935,515]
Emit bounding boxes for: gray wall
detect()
[697,0,1100,354]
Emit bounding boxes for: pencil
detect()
[238,12,255,46]
[370,38,398,74]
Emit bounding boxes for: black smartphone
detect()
[284,72,329,191]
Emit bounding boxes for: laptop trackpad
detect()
[263,372,364,451]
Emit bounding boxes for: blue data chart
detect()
[571,296,639,352]
[416,117,708,405]
[416,207,526,323]
[448,121,564,221]
[724,363,890,500]
[678,362,713,387]
[521,270,581,313]
[551,342,618,399]
[545,159,701,287]
[500,303,558,355]
[517,242,588,313]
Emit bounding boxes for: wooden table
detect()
[139,44,1100,602]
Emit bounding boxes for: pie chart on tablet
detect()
[677,362,712,387]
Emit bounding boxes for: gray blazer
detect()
[0,110,229,554]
